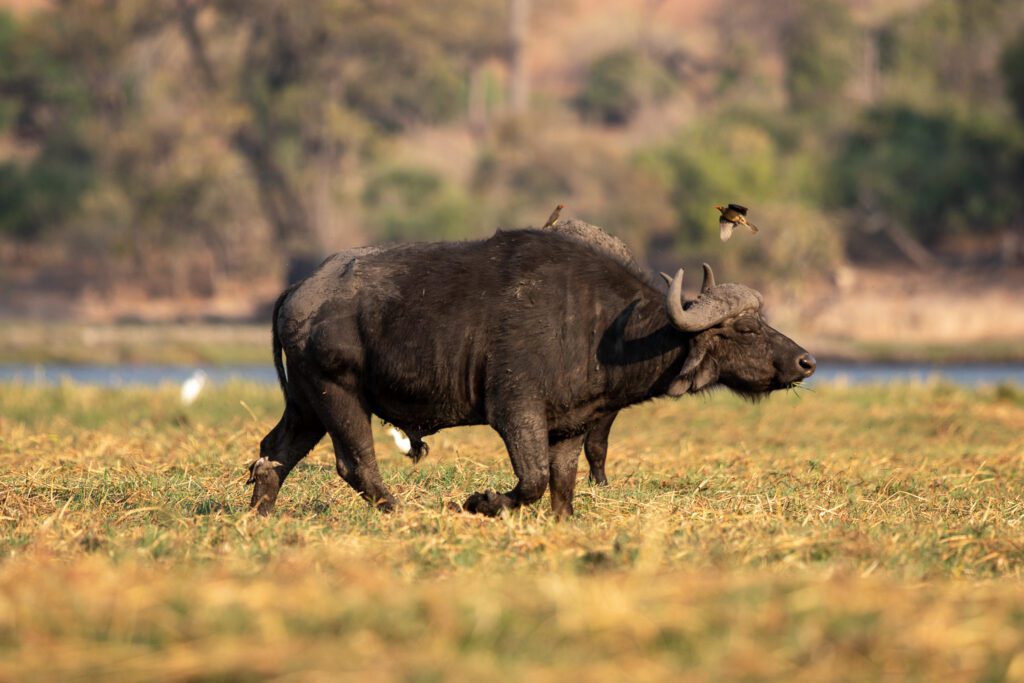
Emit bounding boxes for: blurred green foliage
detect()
[783,0,856,111]
[831,105,1024,243]
[879,0,1016,103]
[471,122,675,253]
[0,0,1023,286]
[1002,28,1024,122]
[655,114,810,240]
[363,167,471,241]
[573,49,676,125]
[0,12,94,239]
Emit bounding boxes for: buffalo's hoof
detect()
[248,457,283,515]
[589,472,609,486]
[245,458,261,485]
[463,490,510,517]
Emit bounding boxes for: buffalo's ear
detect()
[679,343,707,376]
[667,336,716,396]
[667,376,691,397]
[667,362,717,396]
[689,361,719,392]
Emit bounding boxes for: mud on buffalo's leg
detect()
[549,434,585,518]
[250,402,326,515]
[314,383,397,511]
[464,410,549,516]
[583,412,616,486]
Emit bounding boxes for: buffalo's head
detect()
[661,265,815,398]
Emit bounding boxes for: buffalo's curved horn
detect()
[659,272,673,286]
[665,270,763,332]
[701,263,716,293]
[665,269,689,329]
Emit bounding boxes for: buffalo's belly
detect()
[362,366,486,434]
[544,399,616,439]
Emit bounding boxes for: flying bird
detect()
[180,369,207,406]
[716,203,759,242]
[542,203,564,229]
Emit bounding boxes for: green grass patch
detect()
[1,383,1023,679]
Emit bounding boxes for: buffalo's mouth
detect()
[719,375,775,400]
[722,367,813,399]
[775,352,817,389]
[728,379,805,403]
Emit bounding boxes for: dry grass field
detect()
[1,381,1023,681]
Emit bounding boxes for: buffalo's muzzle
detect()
[797,353,817,377]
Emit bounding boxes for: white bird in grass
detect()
[180,370,208,406]
[388,427,411,453]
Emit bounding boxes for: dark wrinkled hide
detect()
[250,230,813,517]
[544,219,644,484]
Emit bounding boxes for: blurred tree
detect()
[1,1,507,270]
[641,107,847,277]
[187,0,504,261]
[507,0,530,114]
[1002,27,1024,123]
[0,11,95,239]
[879,0,1024,107]
[363,167,471,242]
[573,49,675,125]
[831,104,1024,247]
[782,0,856,111]
[471,121,674,256]
[653,111,826,245]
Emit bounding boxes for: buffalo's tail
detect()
[270,287,292,399]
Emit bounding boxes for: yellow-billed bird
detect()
[716,203,759,241]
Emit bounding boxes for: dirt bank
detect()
[767,265,1024,361]
[2,264,1022,363]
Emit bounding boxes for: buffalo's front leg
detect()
[583,412,616,486]
[549,434,585,518]
[464,411,548,516]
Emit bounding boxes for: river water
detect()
[1,362,1022,387]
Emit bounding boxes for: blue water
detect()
[0,362,1022,387]
[0,364,278,387]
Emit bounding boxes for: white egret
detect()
[180,370,208,406]
[388,427,411,453]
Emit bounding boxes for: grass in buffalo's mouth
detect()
[1,380,1023,681]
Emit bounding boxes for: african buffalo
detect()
[390,218,643,485]
[248,229,815,517]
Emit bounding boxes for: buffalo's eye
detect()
[734,318,759,335]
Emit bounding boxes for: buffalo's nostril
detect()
[797,353,817,376]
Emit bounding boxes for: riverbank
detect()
[0,322,271,365]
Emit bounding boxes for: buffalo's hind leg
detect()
[549,434,585,518]
[583,412,616,486]
[314,383,397,511]
[464,410,549,517]
[250,402,326,515]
